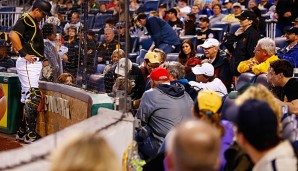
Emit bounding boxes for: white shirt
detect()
[253,141,298,171]
[189,78,228,96]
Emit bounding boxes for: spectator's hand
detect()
[249,60,258,69]
[284,12,292,17]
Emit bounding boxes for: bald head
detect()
[168,120,221,171]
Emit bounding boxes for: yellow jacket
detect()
[237,55,279,75]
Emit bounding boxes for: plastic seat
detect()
[136,49,148,65]
[139,36,153,51]
[97,64,106,74]
[275,37,287,49]
[179,35,197,49]
[129,53,138,63]
[282,111,298,142]
[93,14,112,29]
[210,22,230,33]
[0,66,6,72]
[236,72,256,91]
[6,67,17,73]
[80,14,95,29]
[166,53,179,61]
[0,7,15,12]
[210,28,224,42]
[229,22,240,34]
[130,35,139,53]
[88,74,105,92]
[143,0,159,12]
[255,73,270,88]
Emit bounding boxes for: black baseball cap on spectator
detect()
[159,3,167,9]
[116,22,125,29]
[233,99,280,151]
[286,27,298,35]
[200,16,209,23]
[167,8,178,16]
[236,10,256,20]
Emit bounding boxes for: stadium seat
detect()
[80,14,95,29]
[210,28,224,42]
[139,36,153,51]
[255,73,270,88]
[0,7,15,12]
[210,22,230,33]
[281,105,298,142]
[179,35,197,49]
[97,64,106,74]
[136,49,148,65]
[229,22,240,34]
[0,66,6,72]
[129,53,138,63]
[166,53,179,61]
[88,74,105,92]
[6,67,17,73]
[130,35,139,53]
[275,37,287,49]
[236,72,256,91]
[93,14,112,29]
[143,0,159,12]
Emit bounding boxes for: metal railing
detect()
[0,12,22,31]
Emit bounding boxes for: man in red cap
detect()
[135,67,193,160]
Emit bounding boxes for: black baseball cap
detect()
[223,0,232,4]
[286,27,298,35]
[236,10,256,20]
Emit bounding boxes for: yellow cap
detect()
[198,90,222,114]
[144,51,161,64]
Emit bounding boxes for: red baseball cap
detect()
[149,67,170,81]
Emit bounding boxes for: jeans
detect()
[135,126,161,160]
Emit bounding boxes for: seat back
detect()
[139,36,153,50]
[136,49,148,65]
[229,22,240,34]
[88,74,105,92]
[210,22,230,33]
[255,73,270,88]
[275,37,287,49]
[281,105,298,142]
[143,0,159,12]
[80,14,95,29]
[210,28,224,42]
[166,53,179,61]
[96,64,106,74]
[179,35,197,49]
[93,14,112,29]
[236,72,256,91]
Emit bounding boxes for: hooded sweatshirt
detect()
[136,83,193,142]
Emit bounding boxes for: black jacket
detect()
[230,26,260,76]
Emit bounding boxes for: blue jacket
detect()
[145,16,180,47]
[278,43,298,68]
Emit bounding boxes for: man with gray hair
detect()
[237,37,279,75]
[165,120,221,171]
[136,67,193,160]
[163,61,198,100]
[97,28,120,64]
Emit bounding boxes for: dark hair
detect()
[212,4,222,10]
[137,13,147,21]
[236,99,280,151]
[178,39,196,65]
[270,59,294,77]
[187,13,196,22]
[193,98,225,136]
[42,23,56,38]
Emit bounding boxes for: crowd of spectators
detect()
[2,0,298,170]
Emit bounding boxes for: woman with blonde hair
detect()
[235,84,282,121]
[51,132,121,171]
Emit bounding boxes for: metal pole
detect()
[82,0,88,89]
[124,0,130,114]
